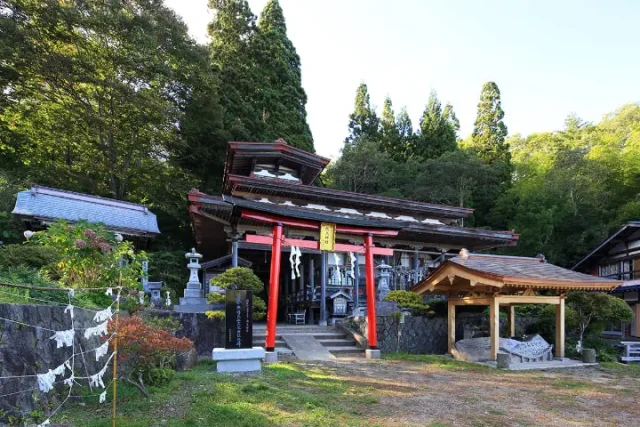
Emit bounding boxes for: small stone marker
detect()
[582,348,597,363]
[497,352,510,369]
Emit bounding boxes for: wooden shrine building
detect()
[188,140,520,354]
[413,250,621,361]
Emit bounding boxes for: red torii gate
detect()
[241,210,398,354]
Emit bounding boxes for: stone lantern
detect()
[376,262,392,301]
[174,248,212,313]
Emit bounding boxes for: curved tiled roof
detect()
[12,186,159,236]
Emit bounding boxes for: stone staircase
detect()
[253,325,363,359]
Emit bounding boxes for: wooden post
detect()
[490,296,499,361]
[555,297,565,358]
[447,299,455,354]
[319,252,327,326]
[265,223,283,351]
[111,276,122,427]
[508,305,516,337]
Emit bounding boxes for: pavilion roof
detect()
[413,250,622,294]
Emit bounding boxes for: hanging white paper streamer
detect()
[138,291,145,304]
[349,252,356,279]
[89,353,114,389]
[333,252,340,266]
[84,320,109,340]
[294,246,302,278]
[99,390,107,403]
[165,291,171,307]
[64,304,74,319]
[63,375,74,387]
[37,363,67,392]
[37,419,50,427]
[67,289,75,298]
[289,246,296,280]
[50,329,75,348]
[93,306,113,323]
[95,341,109,361]
[105,288,113,296]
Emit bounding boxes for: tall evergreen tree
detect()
[208,0,262,141]
[344,83,379,149]
[471,81,509,164]
[414,91,457,159]
[380,97,405,160]
[396,107,414,140]
[253,0,314,151]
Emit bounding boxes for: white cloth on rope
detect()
[95,341,110,361]
[89,353,114,389]
[37,363,67,392]
[105,288,113,296]
[138,291,145,304]
[67,289,74,298]
[84,320,109,340]
[63,375,74,387]
[333,252,340,267]
[165,291,171,307]
[99,390,107,404]
[93,306,113,323]
[50,329,75,348]
[36,419,50,427]
[64,304,74,319]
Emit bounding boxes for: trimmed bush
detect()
[383,290,433,316]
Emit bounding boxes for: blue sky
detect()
[165,0,640,159]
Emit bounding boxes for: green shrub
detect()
[208,267,266,320]
[0,244,60,269]
[582,337,620,362]
[383,290,433,316]
[208,292,225,303]
[142,314,181,333]
[210,267,264,293]
[205,310,225,320]
[143,367,175,387]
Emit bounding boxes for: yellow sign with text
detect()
[319,222,336,251]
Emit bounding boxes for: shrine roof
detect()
[13,186,159,236]
[224,174,474,220]
[413,250,621,294]
[223,141,330,188]
[188,190,519,252]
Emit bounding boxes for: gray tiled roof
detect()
[12,186,160,235]
[451,253,620,284]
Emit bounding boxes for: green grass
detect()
[383,353,492,371]
[600,362,640,377]
[59,362,382,427]
[552,379,590,389]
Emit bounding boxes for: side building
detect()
[574,221,640,338]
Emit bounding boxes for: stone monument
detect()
[174,248,213,313]
[212,290,265,372]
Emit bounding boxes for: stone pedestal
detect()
[365,349,381,359]
[212,347,265,373]
[264,351,278,364]
[497,352,510,369]
[582,348,597,363]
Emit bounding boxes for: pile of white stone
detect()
[452,334,554,363]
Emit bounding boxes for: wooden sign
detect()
[225,290,253,349]
[319,222,336,251]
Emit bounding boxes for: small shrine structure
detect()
[188,140,520,357]
[413,249,622,361]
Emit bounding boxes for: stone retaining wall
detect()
[347,313,537,354]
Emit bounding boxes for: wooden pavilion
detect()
[188,140,520,356]
[413,249,622,361]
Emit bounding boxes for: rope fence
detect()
[0,279,123,426]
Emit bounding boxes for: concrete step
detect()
[318,339,357,347]
[327,346,364,354]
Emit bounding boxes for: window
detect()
[599,259,633,280]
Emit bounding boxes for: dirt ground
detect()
[302,356,640,427]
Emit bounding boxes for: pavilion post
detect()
[307,258,314,324]
[489,297,500,361]
[231,230,239,268]
[319,251,327,326]
[265,223,283,352]
[364,234,378,349]
[447,299,456,354]
[555,297,565,358]
[508,305,516,337]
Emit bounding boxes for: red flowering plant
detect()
[29,219,146,290]
[109,316,194,396]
